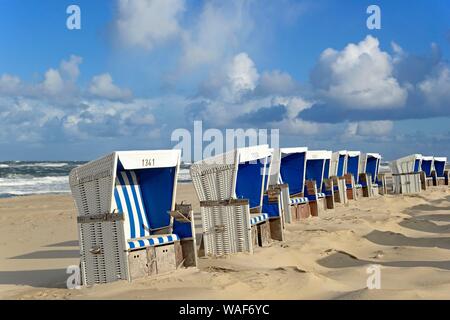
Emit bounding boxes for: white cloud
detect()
[89,73,132,100]
[271,96,312,118]
[220,52,259,102]
[179,0,252,70]
[418,65,450,107]
[0,74,21,95]
[43,68,64,95]
[347,120,394,137]
[312,35,407,109]
[116,0,185,50]
[60,55,83,81]
[258,70,297,95]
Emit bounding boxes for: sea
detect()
[0,161,193,198]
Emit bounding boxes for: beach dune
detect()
[0,184,449,299]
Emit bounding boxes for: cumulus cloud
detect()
[311,35,407,109]
[418,65,450,107]
[116,0,185,50]
[220,52,259,102]
[42,69,65,95]
[89,73,132,100]
[0,74,21,95]
[352,120,394,136]
[60,55,83,81]
[179,0,251,70]
[257,70,298,96]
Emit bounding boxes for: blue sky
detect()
[0,0,449,161]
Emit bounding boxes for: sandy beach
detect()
[0,183,449,300]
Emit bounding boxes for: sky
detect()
[0,0,449,161]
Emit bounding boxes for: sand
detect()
[0,184,449,300]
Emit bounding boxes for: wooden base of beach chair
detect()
[257,221,271,247]
[269,217,284,241]
[372,186,380,197]
[427,179,434,187]
[326,195,335,209]
[346,188,355,200]
[128,242,180,281]
[297,203,310,219]
[251,225,258,247]
[309,199,325,217]
[290,204,298,221]
[180,238,197,267]
[356,188,364,199]
[362,187,370,197]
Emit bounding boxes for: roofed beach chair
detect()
[330,150,348,204]
[190,145,283,256]
[432,157,448,186]
[345,151,363,200]
[420,156,434,188]
[360,153,382,197]
[390,154,422,194]
[321,151,336,209]
[265,148,291,226]
[276,147,311,222]
[304,150,329,216]
[69,150,197,286]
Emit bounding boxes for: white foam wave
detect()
[0,176,70,196]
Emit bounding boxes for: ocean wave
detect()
[0,175,70,197]
[0,164,9,168]
[8,162,69,168]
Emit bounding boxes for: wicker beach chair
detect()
[190,145,283,257]
[432,157,448,186]
[390,154,422,194]
[69,150,197,286]
[420,156,435,188]
[304,150,331,216]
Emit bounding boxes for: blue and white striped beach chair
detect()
[70,150,197,286]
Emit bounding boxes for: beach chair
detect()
[190,145,283,256]
[330,150,348,204]
[420,156,434,188]
[275,148,311,222]
[69,150,197,286]
[390,154,422,194]
[322,153,336,209]
[304,150,329,216]
[346,151,363,199]
[360,153,382,197]
[432,157,448,186]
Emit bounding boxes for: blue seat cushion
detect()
[250,213,269,225]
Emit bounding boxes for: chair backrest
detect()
[421,157,434,177]
[347,152,360,183]
[279,148,307,196]
[113,171,151,241]
[434,157,447,177]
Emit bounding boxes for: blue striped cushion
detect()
[355,184,363,188]
[113,171,178,250]
[250,213,269,225]
[306,193,325,201]
[127,234,179,250]
[289,197,308,205]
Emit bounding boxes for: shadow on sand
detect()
[0,269,69,288]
